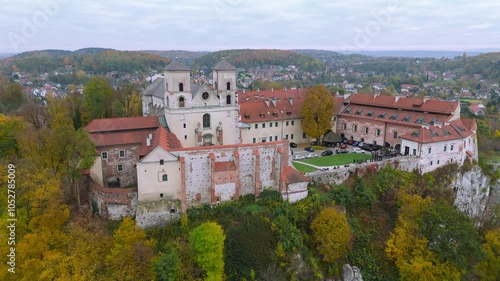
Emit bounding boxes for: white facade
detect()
[137,147,182,203]
[240,118,311,144]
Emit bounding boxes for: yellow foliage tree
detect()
[386,195,465,280]
[476,227,500,280]
[300,85,335,142]
[310,207,351,263]
[105,217,156,281]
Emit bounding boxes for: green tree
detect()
[0,83,26,113]
[153,243,181,281]
[0,114,24,159]
[189,221,226,281]
[300,85,335,142]
[311,207,351,263]
[82,76,113,123]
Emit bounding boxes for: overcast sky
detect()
[1,0,499,53]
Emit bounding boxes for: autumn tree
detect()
[476,227,500,280]
[105,217,156,281]
[300,85,335,142]
[0,114,24,159]
[0,83,26,113]
[153,242,181,281]
[113,84,142,117]
[189,221,226,281]
[82,76,114,123]
[310,207,351,263]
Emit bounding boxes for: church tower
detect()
[163,59,240,148]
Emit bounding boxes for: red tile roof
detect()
[89,130,156,147]
[283,166,310,184]
[339,104,451,126]
[138,126,183,157]
[85,116,160,133]
[399,118,474,143]
[346,93,458,114]
[238,89,307,123]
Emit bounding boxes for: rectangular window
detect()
[101,152,108,160]
[430,161,433,165]
[413,149,416,155]
[255,124,258,129]
[183,123,186,128]
[253,138,256,143]
[285,134,288,139]
[365,127,368,134]
[444,145,447,152]
[275,136,278,141]
[160,159,164,165]
[333,116,337,121]
[428,147,432,154]
[119,150,125,158]
[376,129,381,136]
[291,120,295,125]
[286,121,289,126]
[275,122,278,127]
[393,132,398,139]
[451,144,454,151]
[269,136,272,141]
[184,135,187,140]
[291,134,294,140]
[303,133,306,138]
[117,164,123,172]
[353,125,357,132]
[262,123,266,128]
[343,123,347,130]
[270,122,273,127]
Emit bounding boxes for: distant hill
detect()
[0,53,15,59]
[346,50,483,58]
[0,48,171,74]
[193,49,326,72]
[142,50,208,66]
[292,49,368,61]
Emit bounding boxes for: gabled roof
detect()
[283,166,310,184]
[238,89,306,123]
[165,60,190,71]
[400,118,475,143]
[89,130,156,147]
[85,116,160,133]
[213,59,236,71]
[139,126,183,157]
[142,77,165,98]
[346,93,458,114]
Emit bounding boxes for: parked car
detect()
[305,146,314,152]
[321,150,333,156]
[293,155,305,160]
[340,143,347,149]
[305,153,318,158]
[289,142,297,148]
[360,144,373,151]
[353,148,366,153]
[352,141,359,146]
[357,142,364,147]
[335,149,348,154]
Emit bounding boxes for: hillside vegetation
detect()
[0,48,171,74]
[193,49,326,71]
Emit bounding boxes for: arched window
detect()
[179,96,185,108]
[162,174,168,181]
[179,83,184,92]
[226,95,231,105]
[226,82,231,90]
[203,113,210,128]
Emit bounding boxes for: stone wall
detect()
[99,144,141,187]
[87,176,137,219]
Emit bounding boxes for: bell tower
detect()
[212,58,237,107]
[164,60,191,109]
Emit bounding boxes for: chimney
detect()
[257,88,260,93]
[284,87,287,91]
[271,87,274,92]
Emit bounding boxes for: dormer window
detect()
[179,83,184,92]
[286,112,291,116]
[259,114,265,118]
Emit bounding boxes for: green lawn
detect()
[299,153,372,166]
[292,162,318,173]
